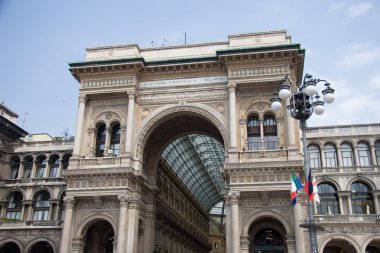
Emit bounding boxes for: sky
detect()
[1,0,379,137]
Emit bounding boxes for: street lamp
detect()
[271,73,335,253]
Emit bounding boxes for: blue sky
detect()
[1,0,379,137]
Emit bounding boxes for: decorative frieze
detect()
[81,77,135,89]
[137,89,228,104]
[229,64,290,78]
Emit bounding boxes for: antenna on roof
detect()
[161,38,168,46]
[22,112,28,129]
[149,41,157,47]
[185,32,187,45]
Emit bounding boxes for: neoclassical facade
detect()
[0,31,380,253]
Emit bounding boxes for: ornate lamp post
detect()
[271,73,335,253]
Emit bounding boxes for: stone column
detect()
[293,203,305,253]
[338,195,344,214]
[17,162,24,180]
[285,97,296,147]
[286,234,296,253]
[73,94,87,156]
[126,194,140,253]
[260,119,265,150]
[229,192,240,253]
[337,147,343,172]
[320,148,326,168]
[228,83,237,150]
[143,204,156,253]
[354,146,360,167]
[59,196,75,253]
[372,191,380,214]
[371,145,377,167]
[117,195,129,253]
[104,126,111,156]
[72,238,85,253]
[225,197,232,253]
[125,90,136,154]
[240,119,248,151]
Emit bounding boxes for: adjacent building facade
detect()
[0,31,379,253]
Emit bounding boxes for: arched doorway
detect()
[0,242,21,253]
[141,112,226,253]
[248,218,287,253]
[29,241,54,253]
[323,239,357,253]
[365,240,380,253]
[83,219,114,253]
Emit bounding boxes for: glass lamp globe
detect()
[313,100,325,115]
[271,100,282,111]
[279,88,291,100]
[304,84,317,96]
[323,92,335,103]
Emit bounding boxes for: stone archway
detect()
[0,242,21,253]
[28,241,54,253]
[82,219,115,253]
[248,217,288,253]
[322,239,358,253]
[138,107,227,253]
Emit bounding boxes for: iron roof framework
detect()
[162,134,225,212]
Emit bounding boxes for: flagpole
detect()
[300,119,319,253]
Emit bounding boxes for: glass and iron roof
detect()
[162,134,225,212]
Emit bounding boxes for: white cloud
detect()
[328,2,346,12]
[335,43,380,68]
[369,75,380,89]
[347,2,372,18]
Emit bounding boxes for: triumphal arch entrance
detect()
[61,31,306,253]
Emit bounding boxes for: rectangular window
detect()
[49,166,59,177]
[33,210,49,221]
[36,167,45,178]
[6,211,21,220]
[342,151,353,167]
[11,168,19,179]
[309,153,320,169]
[359,150,371,166]
[248,136,260,150]
[24,168,32,178]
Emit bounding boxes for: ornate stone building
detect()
[0,31,379,253]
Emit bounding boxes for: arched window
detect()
[35,155,47,178]
[263,115,277,150]
[62,154,71,170]
[317,183,339,215]
[95,124,106,157]
[358,142,371,167]
[308,145,321,169]
[247,115,260,150]
[33,191,50,221]
[341,143,354,167]
[48,155,60,177]
[351,182,374,214]
[23,156,33,178]
[6,192,23,220]
[10,156,20,179]
[110,123,121,156]
[324,144,337,168]
[375,140,380,165]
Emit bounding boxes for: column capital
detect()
[79,94,87,104]
[127,89,136,98]
[240,236,250,250]
[128,193,141,209]
[239,118,247,125]
[228,83,236,92]
[63,196,75,208]
[118,195,129,207]
[226,191,240,204]
[371,190,380,196]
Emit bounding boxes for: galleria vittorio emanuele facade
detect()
[0,30,380,253]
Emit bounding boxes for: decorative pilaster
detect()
[143,204,156,253]
[370,145,378,167]
[285,234,296,253]
[73,94,87,156]
[228,191,240,253]
[59,196,75,253]
[337,147,343,172]
[240,119,248,151]
[225,197,232,253]
[259,118,265,150]
[293,203,305,253]
[125,90,136,154]
[104,126,111,156]
[117,195,129,253]
[72,238,85,253]
[126,193,141,253]
[228,83,237,150]
[372,190,380,214]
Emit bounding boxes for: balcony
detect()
[311,165,379,174]
[314,214,380,224]
[238,149,289,163]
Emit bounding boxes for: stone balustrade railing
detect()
[306,124,380,137]
[314,214,380,223]
[239,149,289,162]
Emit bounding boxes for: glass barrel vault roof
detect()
[162,134,225,212]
